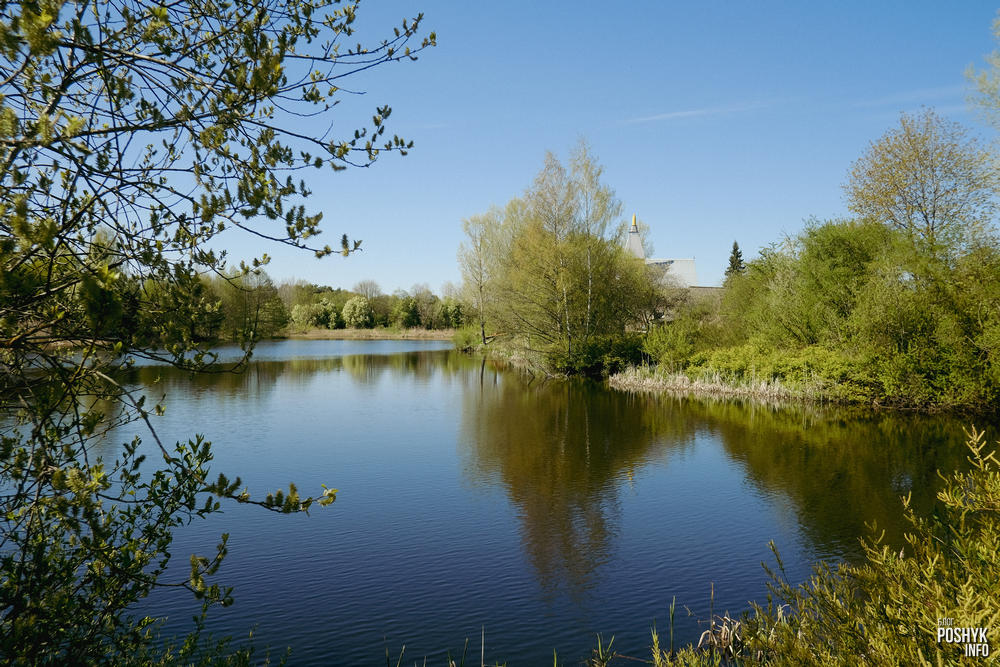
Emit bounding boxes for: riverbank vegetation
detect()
[461,113,1000,413]
[458,113,1000,414]
[620,109,1000,413]
[573,428,1000,666]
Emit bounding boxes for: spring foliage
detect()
[845,109,999,253]
[458,143,675,374]
[0,0,432,660]
[639,109,1000,410]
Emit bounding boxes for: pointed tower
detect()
[626,213,645,260]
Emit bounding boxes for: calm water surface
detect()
[118,339,987,664]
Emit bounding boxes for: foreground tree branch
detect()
[0,0,433,660]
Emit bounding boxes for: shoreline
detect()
[608,366,820,403]
[606,365,984,415]
[282,327,455,341]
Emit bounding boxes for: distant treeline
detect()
[280,278,464,332]
[97,271,464,348]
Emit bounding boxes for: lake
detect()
[119,339,986,664]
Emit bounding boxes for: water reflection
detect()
[134,348,982,597]
[114,344,990,663]
[123,349,463,397]
[459,363,980,597]
[678,399,972,558]
[460,367,693,601]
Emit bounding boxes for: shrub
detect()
[744,428,1000,665]
[452,326,481,351]
[342,296,375,328]
[549,334,645,378]
[644,321,696,371]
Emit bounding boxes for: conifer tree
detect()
[726,241,747,277]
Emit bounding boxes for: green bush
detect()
[549,334,645,378]
[741,428,1000,665]
[644,320,696,371]
[341,295,375,328]
[452,326,481,351]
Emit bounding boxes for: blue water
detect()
[117,340,976,664]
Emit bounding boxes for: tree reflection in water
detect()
[103,344,994,663]
[460,361,981,597]
[126,347,986,616]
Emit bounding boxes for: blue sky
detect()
[229,1,1000,291]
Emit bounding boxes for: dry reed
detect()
[608,366,823,403]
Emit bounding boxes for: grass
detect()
[386,628,505,667]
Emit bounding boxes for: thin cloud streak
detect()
[852,84,967,109]
[866,103,975,125]
[625,101,769,124]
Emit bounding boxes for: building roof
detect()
[624,214,698,287]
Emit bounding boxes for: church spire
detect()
[626,213,644,260]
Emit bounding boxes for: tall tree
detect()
[570,139,624,339]
[0,0,434,659]
[725,241,746,277]
[968,15,1000,127]
[844,109,999,254]
[459,207,502,345]
[353,280,383,301]
[502,154,578,355]
[485,149,663,361]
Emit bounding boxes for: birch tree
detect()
[459,207,502,345]
[571,140,623,339]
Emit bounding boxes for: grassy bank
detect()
[615,338,999,414]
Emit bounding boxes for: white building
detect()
[625,214,697,287]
